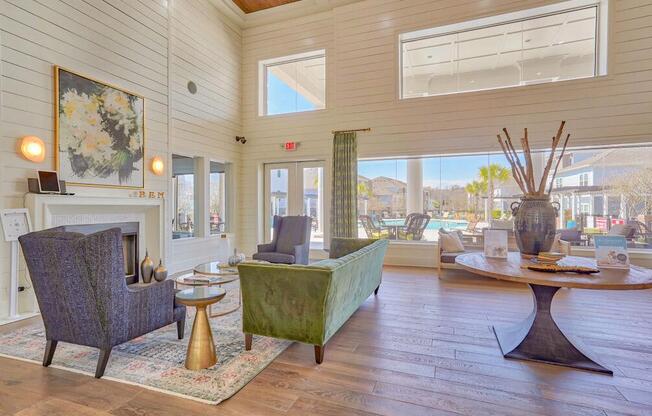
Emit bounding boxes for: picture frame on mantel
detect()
[54,66,145,189]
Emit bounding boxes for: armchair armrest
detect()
[293,243,310,265]
[257,242,276,253]
[121,280,176,342]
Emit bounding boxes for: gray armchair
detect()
[253,215,312,264]
[19,227,186,378]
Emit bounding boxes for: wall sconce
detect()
[19,136,45,163]
[151,156,165,176]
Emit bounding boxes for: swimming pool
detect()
[381,218,468,231]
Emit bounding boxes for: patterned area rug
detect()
[0,282,290,404]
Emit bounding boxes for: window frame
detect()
[258,49,326,117]
[398,0,609,100]
[208,159,231,235]
[171,153,199,240]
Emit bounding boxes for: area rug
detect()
[0,282,290,404]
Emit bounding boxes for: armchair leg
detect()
[314,345,324,364]
[177,319,185,340]
[43,340,57,367]
[95,348,112,379]
[374,285,380,295]
[245,333,252,351]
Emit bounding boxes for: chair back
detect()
[273,215,312,255]
[406,214,431,240]
[359,215,382,238]
[608,223,636,239]
[19,227,127,347]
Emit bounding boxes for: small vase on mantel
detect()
[153,260,168,282]
[140,250,154,284]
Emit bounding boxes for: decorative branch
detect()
[496,121,570,197]
[547,133,571,195]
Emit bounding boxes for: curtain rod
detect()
[332,128,371,134]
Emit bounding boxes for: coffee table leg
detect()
[185,305,217,370]
[493,284,612,375]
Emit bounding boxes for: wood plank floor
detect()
[2,266,652,415]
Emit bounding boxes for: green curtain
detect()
[331,131,358,238]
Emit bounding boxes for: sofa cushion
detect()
[252,252,295,264]
[439,228,465,252]
[441,249,481,264]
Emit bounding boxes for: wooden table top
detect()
[455,252,652,290]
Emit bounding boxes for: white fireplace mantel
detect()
[24,193,166,265]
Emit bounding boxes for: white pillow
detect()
[439,229,465,253]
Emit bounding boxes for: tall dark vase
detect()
[511,195,559,257]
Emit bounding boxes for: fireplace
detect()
[62,222,140,285]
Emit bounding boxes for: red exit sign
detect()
[283,141,298,151]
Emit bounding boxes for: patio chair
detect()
[359,215,389,239]
[398,214,430,241]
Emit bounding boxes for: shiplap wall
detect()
[239,0,652,258]
[0,0,241,318]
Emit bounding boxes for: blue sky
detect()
[267,73,316,115]
[359,154,513,188]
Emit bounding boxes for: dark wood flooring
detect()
[2,266,652,415]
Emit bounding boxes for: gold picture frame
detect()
[54,65,145,189]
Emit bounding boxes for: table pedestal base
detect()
[493,284,612,375]
[185,305,217,370]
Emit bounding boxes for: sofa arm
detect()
[257,242,275,253]
[238,263,332,345]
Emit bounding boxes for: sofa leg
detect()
[177,319,185,340]
[245,333,253,351]
[95,348,112,379]
[314,345,324,364]
[374,285,380,295]
[43,340,57,367]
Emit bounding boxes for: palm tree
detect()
[465,180,486,215]
[479,164,511,219]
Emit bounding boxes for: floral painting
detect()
[55,66,144,188]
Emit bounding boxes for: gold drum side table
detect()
[175,287,226,370]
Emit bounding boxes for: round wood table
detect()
[175,287,226,370]
[455,252,652,375]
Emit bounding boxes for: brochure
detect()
[594,235,630,269]
[484,229,508,259]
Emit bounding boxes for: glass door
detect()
[264,161,325,248]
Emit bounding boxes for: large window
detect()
[400,0,607,99]
[210,161,229,234]
[358,144,652,250]
[172,154,197,239]
[259,50,325,116]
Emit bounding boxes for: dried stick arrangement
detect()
[496,121,570,196]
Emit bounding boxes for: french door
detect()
[264,161,325,248]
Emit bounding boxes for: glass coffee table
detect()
[175,261,240,317]
[175,287,225,370]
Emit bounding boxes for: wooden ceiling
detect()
[232,0,300,14]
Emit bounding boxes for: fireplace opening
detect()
[61,222,140,285]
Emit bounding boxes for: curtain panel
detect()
[331,132,358,238]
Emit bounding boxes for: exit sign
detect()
[283,141,298,151]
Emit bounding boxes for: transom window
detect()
[259,50,325,116]
[400,0,608,99]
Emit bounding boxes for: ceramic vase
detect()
[228,249,244,266]
[153,260,168,282]
[511,195,560,257]
[140,250,154,283]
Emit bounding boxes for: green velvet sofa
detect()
[238,238,388,363]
